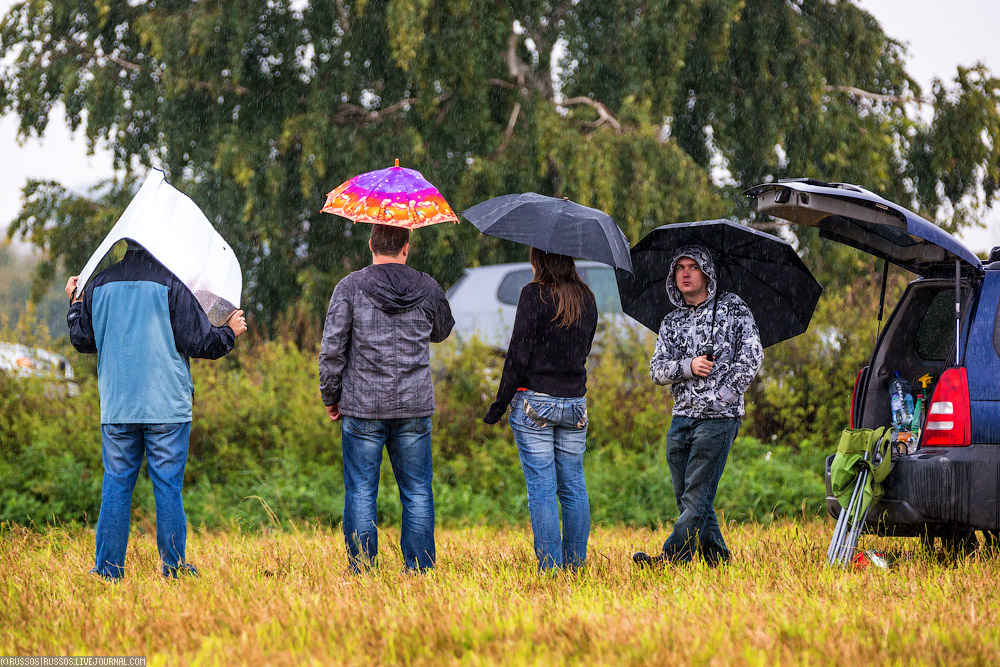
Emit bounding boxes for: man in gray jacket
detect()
[319,224,454,572]
[633,245,763,567]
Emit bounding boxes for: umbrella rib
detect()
[726,252,822,292]
[354,168,396,222]
[722,259,795,306]
[725,250,805,269]
[592,212,628,269]
[723,260,809,330]
[545,198,565,254]
[714,234,758,257]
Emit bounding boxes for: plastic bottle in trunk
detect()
[889,371,914,430]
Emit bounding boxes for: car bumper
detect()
[824,445,1000,533]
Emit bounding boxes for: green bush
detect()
[0,327,827,529]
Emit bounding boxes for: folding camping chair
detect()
[827,426,893,567]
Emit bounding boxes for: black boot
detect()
[632,551,667,568]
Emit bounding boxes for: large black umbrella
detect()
[461,193,633,272]
[615,219,823,348]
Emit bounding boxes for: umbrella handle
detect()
[702,343,715,362]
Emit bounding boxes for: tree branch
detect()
[434,96,454,125]
[498,32,621,134]
[488,78,522,91]
[334,0,350,33]
[71,44,250,95]
[194,80,251,96]
[73,45,142,72]
[562,96,622,132]
[544,2,573,35]
[825,84,932,106]
[492,101,521,156]
[331,94,451,127]
[506,33,532,89]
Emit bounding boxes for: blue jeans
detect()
[509,391,590,571]
[340,416,435,573]
[662,415,741,566]
[94,422,191,580]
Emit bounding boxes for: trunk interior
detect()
[857,279,973,429]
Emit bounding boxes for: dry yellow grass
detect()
[2,521,999,665]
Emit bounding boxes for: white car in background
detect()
[0,342,80,396]
[446,261,637,349]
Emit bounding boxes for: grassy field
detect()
[2,521,999,665]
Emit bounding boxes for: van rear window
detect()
[497,270,534,305]
[915,288,964,361]
[496,266,624,312]
[580,267,624,313]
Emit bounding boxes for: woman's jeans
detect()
[94,422,191,580]
[340,416,435,573]
[509,391,590,571]
[662,415,741,566]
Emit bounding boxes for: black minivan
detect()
[745,179,1000,548]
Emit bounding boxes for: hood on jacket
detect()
[358,263,432,314]
[665,244,717,308]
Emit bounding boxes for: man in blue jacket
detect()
[66,242,246,580]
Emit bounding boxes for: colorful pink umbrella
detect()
[321,159,459,228]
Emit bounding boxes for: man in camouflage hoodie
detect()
[633,244,763,567]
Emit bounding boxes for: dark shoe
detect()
[632,551,667,568]
[163,563,200,579]
[89,568,122,583]
[704,553,731,568]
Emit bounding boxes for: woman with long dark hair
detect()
[484,248,598,571]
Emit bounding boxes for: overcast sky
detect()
[1,0,998,256]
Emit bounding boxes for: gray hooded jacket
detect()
[319,263,454,419]
[650,245,763,418]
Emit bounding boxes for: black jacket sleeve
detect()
[429,280,455,344]
[484,284,539,424]
[318,278,354,407]
[66,286,97,354]
[168,278,236,360]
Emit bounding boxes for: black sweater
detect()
[484,282,598,424]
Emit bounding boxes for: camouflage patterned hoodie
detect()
[650,245,763,418]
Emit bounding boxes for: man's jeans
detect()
[662,415,741,566]
[94,422,191,580]
[341,416,435,573]
[509,391,590,571]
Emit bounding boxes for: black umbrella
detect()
[461,193,633,272]
[615,219,823,348]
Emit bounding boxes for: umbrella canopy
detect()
[461,193,633,272]
[615,219,823,348]
[321,159,458,228]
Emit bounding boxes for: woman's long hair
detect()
[529,247,595,328]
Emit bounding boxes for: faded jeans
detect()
[509,390,590,571]
[340,416,435,573]
[94,422,191,580]
[662,415,741,566]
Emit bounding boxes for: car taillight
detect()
[920,367,971,447]
[850,367,865,429]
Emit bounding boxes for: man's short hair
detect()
[369,224,410,256]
